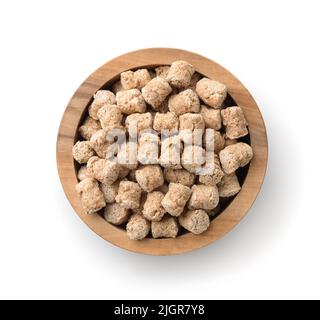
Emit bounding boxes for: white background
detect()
[0,0,319,300]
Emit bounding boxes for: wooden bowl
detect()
[56,48,268,255]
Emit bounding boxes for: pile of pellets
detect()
[72,60,253,240]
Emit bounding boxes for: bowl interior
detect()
[73,65,252,238]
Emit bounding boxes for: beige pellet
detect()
[126,214,151,240]
[200,105,222,130]
[181,145,206,173]
[151,216,179,238]
[219,142,253,174]
[161,183,191,217]
[87,156,120,185]
[90,129,111,159]
[72,141,95,164]
[155,66,170,79]
[138,132,160,165]
[115,181,142,210]
[77,166,91,181]
[164,168,195,187]
[179,209,210,235]
[142,77,172,109]
[168,89,200,116]
[94,90,115,101]
[196,78,227,109]
[135,165,164,192]
[100,181,119,204]
[142,191,166,222]
[199,153,224,186]
[97,104,123,130]
[218,173,241,198]
[103,203,130,225]
[159,135,183,169]
[116,89,146,114]
[129,69,151,89]
[188,184,219,211]
[125,112,153,136]
[166,60,195,88]
[121,69,151,90]
[153,112,179,132]
[179,113,205,132]
[89,90,116,120]
[135,69,152,88]
[221,106,248,139]
[120,71,138,91]
[79,116,102,140]
[76,178,106,214]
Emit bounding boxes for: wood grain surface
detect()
[56,48,268,255]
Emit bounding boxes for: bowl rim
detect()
[56,48,268,256]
